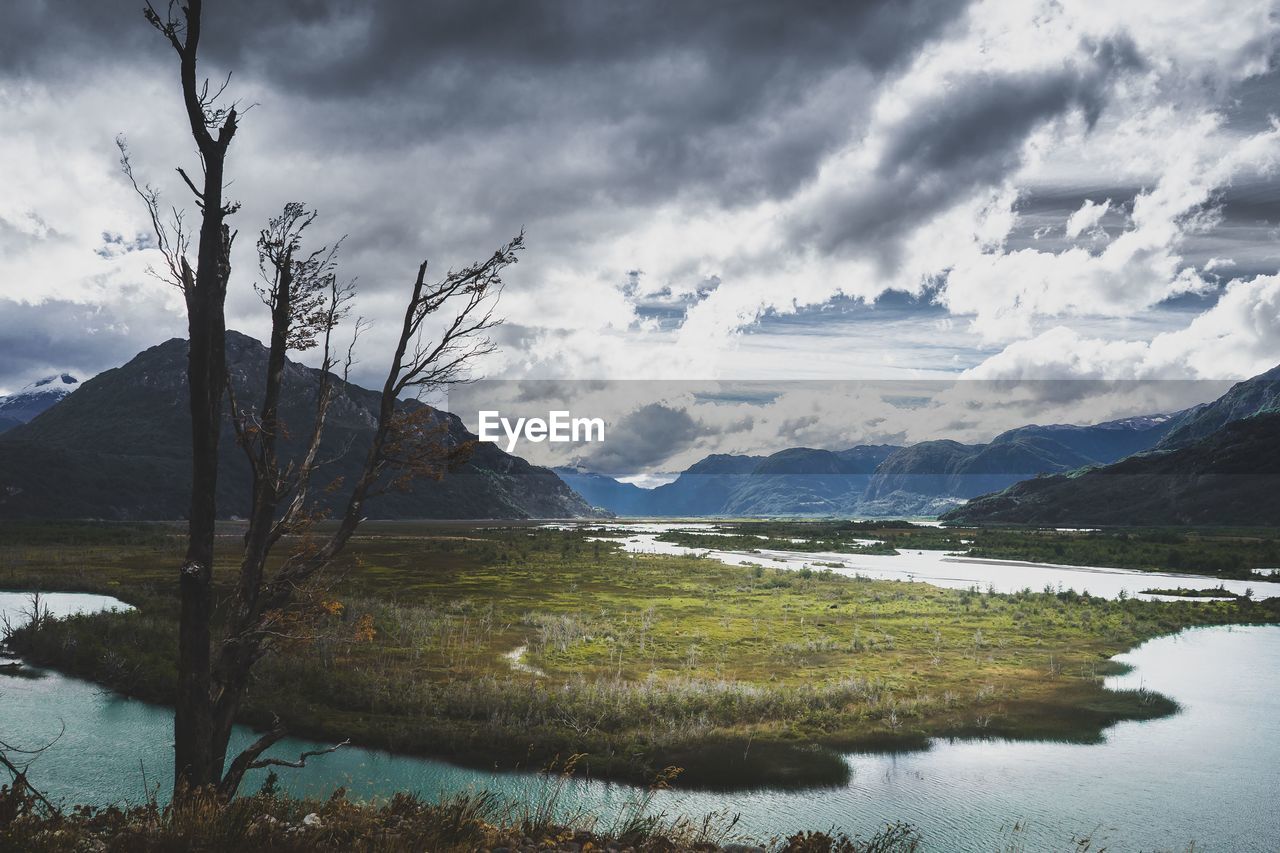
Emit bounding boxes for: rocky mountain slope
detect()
[861,415,1180,515]
[942,365,1280,526]
[1154,364,1280,449]
[552,467,652,516]
[941,411,1280,526]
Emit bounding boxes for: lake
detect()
[3,591,1279,850]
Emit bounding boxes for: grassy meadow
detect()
[3,520,1279,791]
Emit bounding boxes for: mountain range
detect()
[3,332,1276,526]
[557,414,1180,518]
[1153,364,1280,449]
[0,332,601,520]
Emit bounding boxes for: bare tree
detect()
[134,2,522,800]
[211,206,519,800]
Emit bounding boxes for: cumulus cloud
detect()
[1064,199,1111,239]
[939,113,1280,341]
[966,274,1280,380]
[0,0,974,389]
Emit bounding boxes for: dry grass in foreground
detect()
[0,772,920,853]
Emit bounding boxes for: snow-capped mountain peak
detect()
[0,373,79,430]
[28,373,79,390]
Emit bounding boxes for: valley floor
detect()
[3,520,1279,792]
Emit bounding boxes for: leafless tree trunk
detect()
[142,0,239,796]
[135,1,522,802]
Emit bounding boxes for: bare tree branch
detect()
[0,723,65,814]
[250,740,350,770]
[118,137,190,291]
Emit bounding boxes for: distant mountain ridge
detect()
[1154,363,1280,449]
[942,411,1280,526]
[0,333,602,521]
[944,365,1280,526]
[561,413,1177,518]
[10,339,1270,523]
[552,467,652,516]
[862,415,1182,512]
[0,373,78,433]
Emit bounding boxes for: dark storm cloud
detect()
[0,298,184,392]
[573,402,704,476]
[788,36,1145,262]
[3,1,969,93]
[2,0,969,212]
[10,0,1270,400]
[0,1,979,394]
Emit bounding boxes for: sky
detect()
[1,1,1279,475]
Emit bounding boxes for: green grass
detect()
[1139,586,1243,598]
[3,520,1279,790]
[653,525,900,555]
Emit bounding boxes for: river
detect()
[587,523,1280,601]
[3,589,1279,850]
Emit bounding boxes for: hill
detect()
[942,364,1280,526]
[1155,364,1280,449]
[860,415,1180,515]
[941,411,1280,526]
[0,333,602,520]
[720,446,897,516]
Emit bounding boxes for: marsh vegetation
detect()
[4,520,1277,791]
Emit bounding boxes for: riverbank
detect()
[0,781,920,852]
[1139,586,1242,598]
[7,618,1277,850]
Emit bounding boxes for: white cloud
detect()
[966,273,1280,380]
[628,0,1280,368]
[1065,198,1110,239]
[940,112,1280,341]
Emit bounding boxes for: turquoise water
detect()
[3,592,1278,850]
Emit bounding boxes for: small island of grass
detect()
[1139,586,1245,599]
